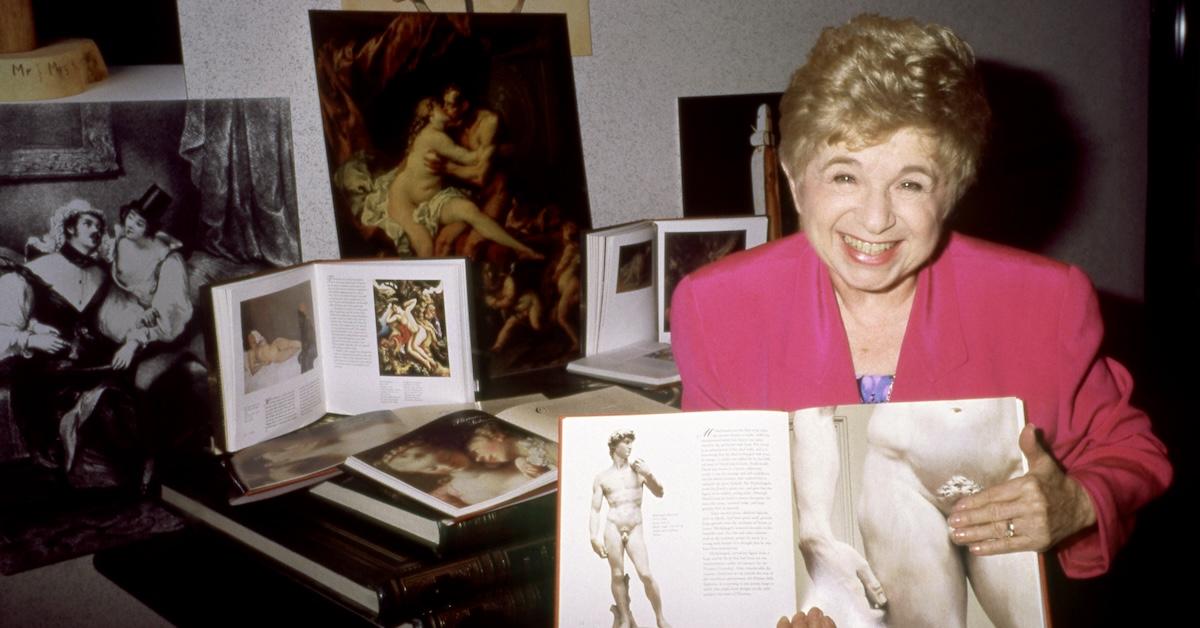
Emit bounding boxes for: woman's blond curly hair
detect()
[779,14,991,203]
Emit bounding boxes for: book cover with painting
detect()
[345,409,557,520]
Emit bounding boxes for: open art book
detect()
[207,258,474,452]
[340,386,678,520]
[556,398,1048,628]
[227,385,672,505]
[343,411,558,521]
[568,216,767,386]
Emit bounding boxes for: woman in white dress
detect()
[99,184,194,391]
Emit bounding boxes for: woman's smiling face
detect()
[792,127,952,298]
[123,210,149,240]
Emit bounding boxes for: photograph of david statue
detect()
[589,429,671,628]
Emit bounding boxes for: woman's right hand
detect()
[777,608,836,628]
[27,332,67,354]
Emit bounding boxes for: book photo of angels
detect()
[239,281,318,394]
[372,279,451,377]
[0,98,301,572]
[310,11,590,380]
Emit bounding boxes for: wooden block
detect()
[0,0,36,54]
[0,39,109,102]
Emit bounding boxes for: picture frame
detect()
[0,97,302,573]
[654,216,768,343]
[678,92,798,237]
[309,10,591,381]
[0,103,118,180]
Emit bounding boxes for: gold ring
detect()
[1005,519,1016,538]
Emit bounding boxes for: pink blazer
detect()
[670,232,1172,578]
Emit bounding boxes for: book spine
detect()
[379,537,554,621]
[395,577,553,628]
[438,495,555,554]
[201,284,231,452]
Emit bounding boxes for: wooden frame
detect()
[0,103,118,179]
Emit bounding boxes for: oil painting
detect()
[310,11,590,380]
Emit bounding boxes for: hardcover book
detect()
[310,473,556,554]
[206,258,475,452]
[225,384,673,505]
[567,216,767,386]
[344,409,558,520]
[160,470,555,624]
[224,403,477,505]
[556,398,1049,628]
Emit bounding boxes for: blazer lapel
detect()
[894,245,969,400]
[773,254,860,407]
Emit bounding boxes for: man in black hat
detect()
[0,199,145,486]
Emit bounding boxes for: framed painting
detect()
[0,103,118,179]
[340,0,593,56]
[0,98,302,573]
[310,10,591,381]
[678,92,798,237]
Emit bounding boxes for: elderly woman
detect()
[668,13,1171,628]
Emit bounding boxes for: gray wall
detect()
[180,0,1150,299]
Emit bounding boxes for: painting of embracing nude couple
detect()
[310,11,590,379]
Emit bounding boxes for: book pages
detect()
[558,411,796,626]
[558,398,1046,628]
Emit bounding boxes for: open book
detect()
[568,216,767,386]
[339,386,678,522]
[345,409,558,520]
[206,258,474,452]
[556,398,1048,628]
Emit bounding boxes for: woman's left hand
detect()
[947,424,1096,555]
[111,339,141,370]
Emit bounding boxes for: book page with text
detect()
[315,259,475,415]
[557,411,795,627]
[210,265,325,452]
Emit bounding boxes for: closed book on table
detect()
[310,473,555,555]
[398,576,554,627]
[160,472,555,624]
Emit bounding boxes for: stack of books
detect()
[162,386,679,625]
[568,216,767,386]
[162,466,555,626]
